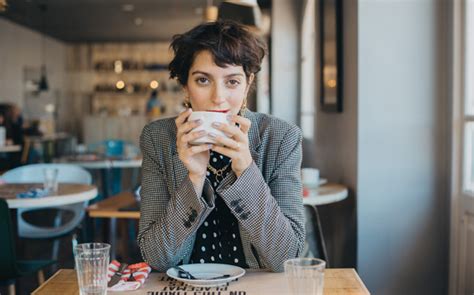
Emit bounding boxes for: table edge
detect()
[31,269,68,294]
[6,186,98,209]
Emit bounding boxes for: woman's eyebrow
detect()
[191,71,244,78]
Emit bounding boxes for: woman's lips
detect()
[207,109,229,113]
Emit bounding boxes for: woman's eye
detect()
[227,79,241,87]
[196,77,209,85]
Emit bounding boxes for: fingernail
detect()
[208,144,213,149]
[208,132,216,138]
[212,122,221,128]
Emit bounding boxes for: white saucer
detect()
[166,263,245,287]
[304,178,328,189]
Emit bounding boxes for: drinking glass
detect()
[75,243,111,295]
[284,258,326,295]
[43,168,59,193]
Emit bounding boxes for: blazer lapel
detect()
[243,110,261,163]
[170,125,189,189]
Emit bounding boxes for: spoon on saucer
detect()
[172,266,231,280]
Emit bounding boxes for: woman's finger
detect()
[212,122,246,142]
[209,133,242,151]
[175,108,192,126]
[210,144,236,159]
[229,115,251,134]
[181,130,207,145]
[188,143,213,155]
[177,118,202,139]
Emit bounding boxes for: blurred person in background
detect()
[146,89,166,119]
[0,103,24,169]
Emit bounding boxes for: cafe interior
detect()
[0,0,472,294]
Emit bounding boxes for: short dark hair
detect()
[169,20,266,86]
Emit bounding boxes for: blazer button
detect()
[240,212,250,220]
[230,199,242,207]
[184,220,192,228]
[189,214,196,222]
[235,205,243,214]
[190,208,198,218]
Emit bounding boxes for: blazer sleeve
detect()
[137,124,215,271]
[216,125,305,272]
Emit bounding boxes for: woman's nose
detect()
[211,85,227,104]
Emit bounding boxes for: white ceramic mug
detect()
[301,168,320,189]
[188,111,231,145]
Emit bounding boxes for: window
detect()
[300,0,316,139]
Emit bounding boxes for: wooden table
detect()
[33,268,370,294]
[87,191,139,219]
[0,183,98,209]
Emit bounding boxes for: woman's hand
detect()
[175,109,211,183]
[209,114,252,177]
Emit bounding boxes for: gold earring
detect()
[241,99,247,110]
[183,91,191,108]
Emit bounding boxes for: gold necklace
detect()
[207,163,231,181]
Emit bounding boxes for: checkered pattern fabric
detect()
[137,110,305,272]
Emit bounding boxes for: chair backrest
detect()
[1,163,92,184]
[0,199,20,280]
[1,164,93,239]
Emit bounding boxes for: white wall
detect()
[314,0,358,269]
[0,18,68,125]
[271,0,300,124]
[357,0,450,294]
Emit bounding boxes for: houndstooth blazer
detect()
[137,110,305,272]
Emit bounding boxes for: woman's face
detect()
[184,50,254,115]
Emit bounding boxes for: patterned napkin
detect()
[107,260,152,291]
[16,188,50,199]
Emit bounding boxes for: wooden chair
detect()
[0,199,55,295]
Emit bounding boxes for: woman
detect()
[138,20,304,272]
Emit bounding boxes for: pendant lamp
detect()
[38,4,49,92]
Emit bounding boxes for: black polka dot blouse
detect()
[189,151,249,268]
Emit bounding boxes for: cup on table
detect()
[301,168,320,189]
[284,258,326,295]
[75,243,111,295]
[43,168,59,193]
[188,111,231,145]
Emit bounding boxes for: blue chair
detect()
[87,139,140,158]
[87,140,140,196]
[1,163,93,261]
[0,199,55,295]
